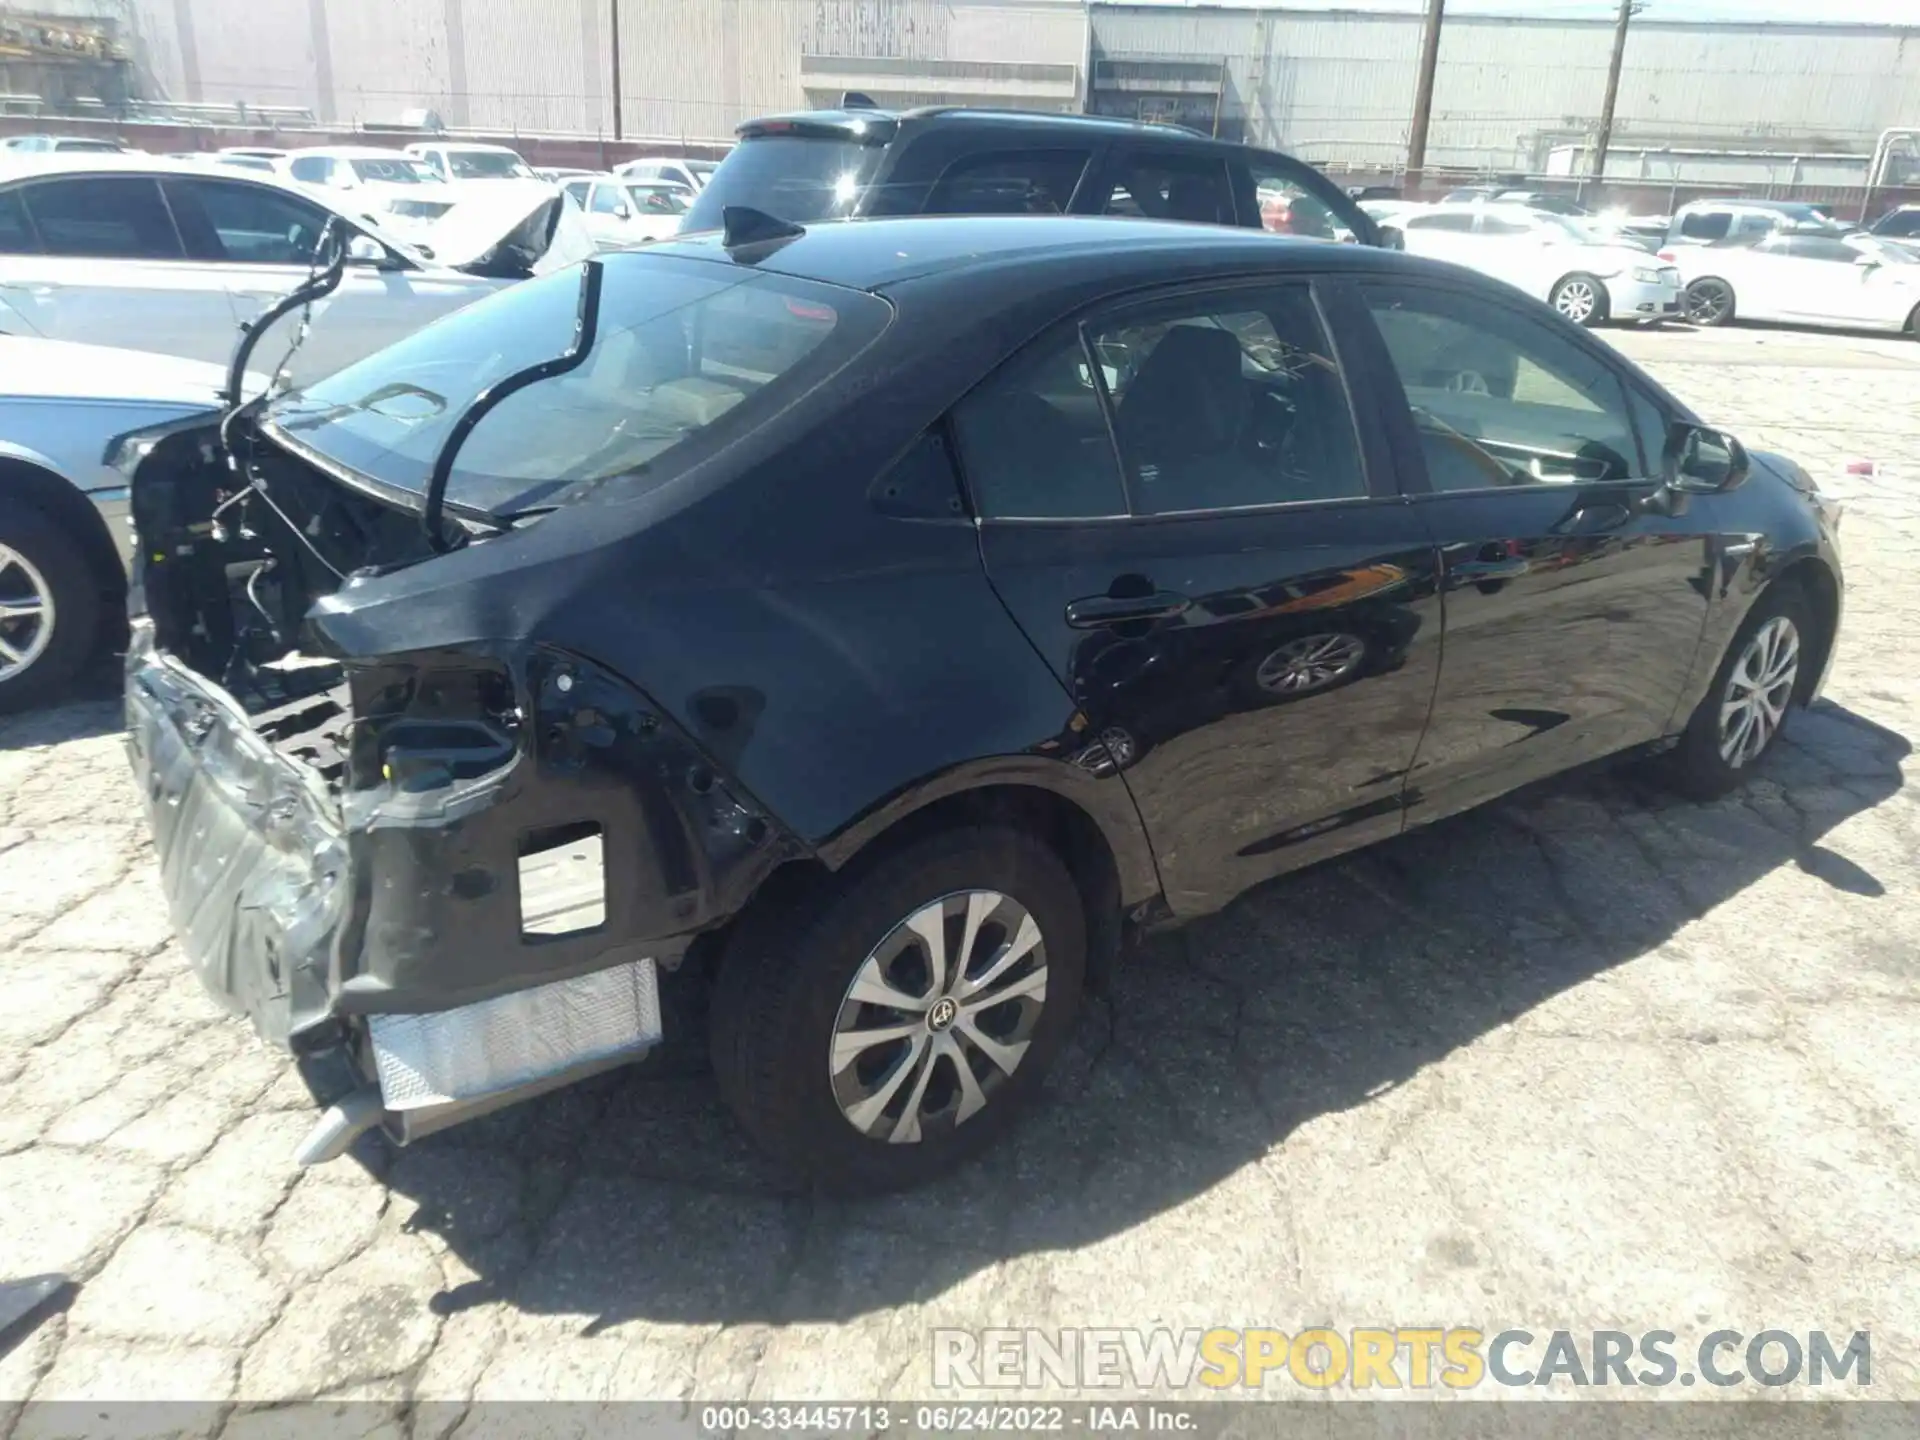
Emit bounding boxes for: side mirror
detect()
[1663,422,1750,494]
[614,203,632,220]
[346,235,401,270]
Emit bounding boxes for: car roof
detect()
[414,141,522,154]
[1677,198,1820,213]
[284,145,420,160]
[738,106,1213,144]
[0,151,295,182]
[646,213,1408,293]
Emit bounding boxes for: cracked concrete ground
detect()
[2,322,1919,1421]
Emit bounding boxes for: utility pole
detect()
[1589,0,1638,199]
[1403,0,1446,195]
[609,0,624,141]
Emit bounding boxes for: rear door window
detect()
[1099,151,1234,226]
[950,328,1128,520]
[925,149,1089,216]
[0,190,37,253]
[21,177,184,259]
[1678,210,1731,241]
[1092,286,1369,513]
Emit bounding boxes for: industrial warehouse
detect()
[10,0,1920,189]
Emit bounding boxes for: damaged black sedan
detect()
[126,212,1843,1192]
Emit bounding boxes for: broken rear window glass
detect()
[263,252,890,516]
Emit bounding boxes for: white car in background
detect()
[279,146,458,233]
[1398,202,1681,326]
[1667,228,1920,335]
[559,174,690,247]
[406,141,536,185]
[0,154,591,388]
[614,155,717,192]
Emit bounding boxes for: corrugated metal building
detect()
[118,0,1088,140]
[1088,5,1920,174]
[80,0,1920,168]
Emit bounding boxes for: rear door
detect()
[1350,276,1713,826]
[951,276,1442,915]
[0,175,240,364]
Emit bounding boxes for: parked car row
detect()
[1360,189,1920,337]
[1388,201,1681,326]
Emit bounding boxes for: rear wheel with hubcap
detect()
[709,824,1087,1192]
[1664,582,1811,799]
[1550,273,1608,327]
[1685,277,1736,327]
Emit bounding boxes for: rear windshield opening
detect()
[263,252,890,518]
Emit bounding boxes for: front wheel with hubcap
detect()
[1685,277,1736,327]
[1550,273,1608,327]
[0,501,104,713]
[1663,583,1810,799]
[710,824,1087,1193]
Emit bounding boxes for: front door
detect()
[1350,276,1715,825]
[951,278,1442,916]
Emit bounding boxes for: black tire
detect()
[1549,272,1610,327]
[1906,303,1920,340]
[1662,581,1813,800]
[0,500,105,714]
[709,824,1087,1193]
[1685,277,1736,328]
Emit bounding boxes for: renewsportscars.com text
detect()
[932,1327,1872,1392]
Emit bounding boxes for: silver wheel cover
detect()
[1255,632,1366,695]
[830,890,1047,1144]
[1555,280,1598,323]
[1719,615,1799,768]
[0,544,55,682]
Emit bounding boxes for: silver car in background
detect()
[0,337,223,708]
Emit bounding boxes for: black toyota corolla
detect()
[125,212,1843,1192]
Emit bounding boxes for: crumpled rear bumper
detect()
[126,628,802,1158]
[125,625,348,1052]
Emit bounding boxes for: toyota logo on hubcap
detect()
[926,996,959,1032]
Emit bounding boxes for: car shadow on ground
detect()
[0,657,124,749]
[299,699,1915,1328]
